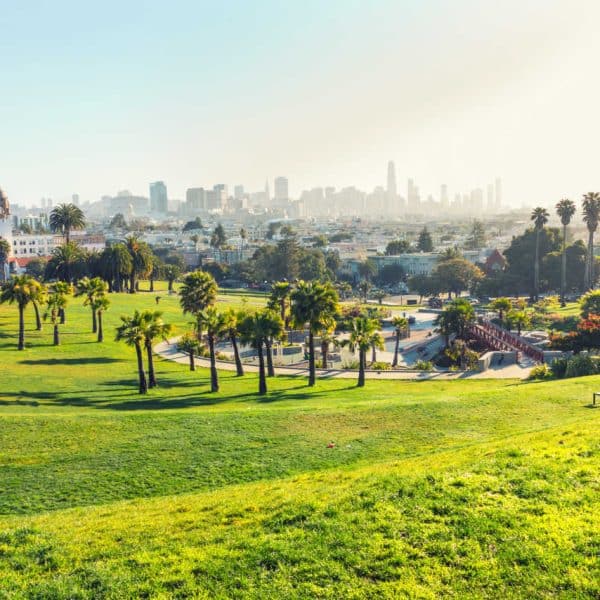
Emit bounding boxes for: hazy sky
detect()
[2,0,600,207]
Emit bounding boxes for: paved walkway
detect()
[155,339,533,381]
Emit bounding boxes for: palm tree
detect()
[239,310,283,395]
[125,235,154,293]
[582,192,600,290]
[342,317,381,387]
[203,307,226,392]
[44,288,68,345]
[46,242,85,283]
[49,203,86,243]
[291,281,339,386]
[358,280,371,303]
[30,281,47,331]
[115,310,148,394]
[222,307,245,376]
[177,333,201,371]
[507,309,531,336]
[95,295,110,342]
[490,297,512,324]
[0,237,10,282]
[530,207,549,300]
[391,316,408,367]
[263,309,285,377]
[75,277,108,333]
[268,281,292,326]
[555,199,576,304]
[320,329,336,369]
[99,243,132,292]
[163,264,181,293]
[141,310,172,388]
[53,282,72,323]
[179,270,218,342]
[0,275,39,350]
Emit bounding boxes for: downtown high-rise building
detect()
[150,181,168,213]
[386,161,397,199]
[494,178,502,210]
[274,177,289,203]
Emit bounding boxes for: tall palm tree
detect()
[530,207,549,300]
[49,203,85,243]
[141,310,172,388]
[0,275,39,350]
[291,280,339,386]
[115,310,148,394]
[222,307,245,376]
[239,309,284,395]
[263,309,285,377]
[125,235,153,293]
[44,288,68,345]
[0,237,10,282]
[94,295,110,343]
[391,316,408,367]
[99,243,132,292]
[203,307,226,392]
[179,270,218,342]
[163,264,181,293]
[30,281,47,331]
[320,329,336,369]
[75,276,108,333]
[555,199,576,304]
[53,281,72,324]
[268,281,292,326]
[46,242,85,283]
[582,192,600,290]
[342,317,381,387]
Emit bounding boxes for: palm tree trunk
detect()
[33,301,42,331]
[65,228,70,244]
[149,276,154,293]
[321,340,328,369]
[168,279,173,292]
[18,304,24,350]
[585,231,593,290]
[135,343,147,394]
[265,338,275,377]
[97,311,104,342]
[92,308,97,333]
[392,331,400,367]
[590,231,595,290]
[208,335,219,392]
[257,343,267,395]
[231,334,244,376]
[59,308,66,324]
[561,223,567,305]
[358,349,366,387]
[189,352,195,371]
[534,229,540,300]
[146,340,157,388]
[129,272,136,294]
[53,324,59,346]
[308,331,316,386]
[371,343,376,364]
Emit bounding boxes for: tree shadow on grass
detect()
[19,358,125,366]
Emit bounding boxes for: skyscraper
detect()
[186,187,206,213]
[274,177,289,203]
[386,161,397,201]
[150,181,168,213]
[494,178,502,210]
[440,184,449,209]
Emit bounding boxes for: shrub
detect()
[527,364,552,380]
[342,359,360,370]
[564,354,599,378]
[369,361,391,371]
[414,360,433,371]
[549,357,569,379]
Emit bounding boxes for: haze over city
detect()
[3,0,600,207]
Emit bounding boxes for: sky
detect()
[2,0,600,207]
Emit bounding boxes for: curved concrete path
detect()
[155,338,532,380]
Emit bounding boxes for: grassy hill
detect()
[0,290,598,598]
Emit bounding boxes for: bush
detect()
[549,357,569,379]
[564,354,599,378]
[342,360,360,370]
[369,361,391,371]
[414,360,434,371]
[527,364,552,380]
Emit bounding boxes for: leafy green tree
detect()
[125,236,153,293]
[0,276,40,349]
[531,207,549,300]
[49,203,85,243]
[464,220,487,250]
[109,213,127,229]
[291,281,339,386]
[555,199,576,304]
[417,227,433,252]
[210,223,227,249]
[376,263,405,286]
[177,332,201,371]
[385,239,410,255]
[99,243,132,292]
[141,310,172,389]
[183,217,203,232]
[433,258,483,298]
[179,270,218,342]
[490,297,512,323]
[75,277,108,333]
[391,316,408,367]
[373,290,386,305]
[434,298,475,346]
[0,237,10,282]
[582,192,600,290]
[25,257,48,280]
[357,259,376,282]
[342,317,381,387]
[115,310,148,394]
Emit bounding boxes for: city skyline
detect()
[2,1,600,206]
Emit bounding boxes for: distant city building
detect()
[72,193,80,206]
[186,188,206,213]
[149,181,168,213]
[440,184,449,209]
[274,177,289,203]
[386,161,397,209]
[495,177,502,209]
[234,185,245,200]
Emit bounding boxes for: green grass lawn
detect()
[0,291,598,598]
